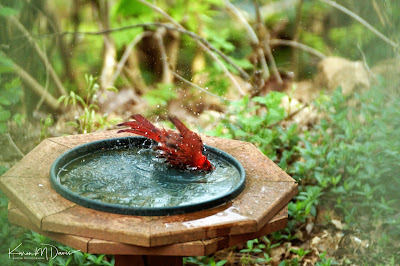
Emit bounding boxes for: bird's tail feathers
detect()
[169,116,191,137]
[117,114,161,141]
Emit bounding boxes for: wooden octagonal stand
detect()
[8,202,288,265]
[1,130,297,265]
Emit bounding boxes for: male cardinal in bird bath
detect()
[117,114,213,172]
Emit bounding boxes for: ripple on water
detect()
[58,145,241,208]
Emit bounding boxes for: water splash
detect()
[58,145,241,208]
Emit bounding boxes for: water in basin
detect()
[57,145,241,208]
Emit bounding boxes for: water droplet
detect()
[58,145,241,209]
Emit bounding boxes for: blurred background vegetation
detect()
[0,0,399,265]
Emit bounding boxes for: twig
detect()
[111,32,151,85]
[171,71,231,103]
[4,53,60,111]
[253,0,283,84]
[135,0,247,95]
[269,39,326,59]
[263,42,283,83]
[155,28,173,83]
[224,0,258,45]
[7,14,68,96]
[58,22,249,82]
[319,0,398,48]
[35,43,50,111]
[6,133,24,158]
[357,44,375,80]
[93,0,117,89]
[224,0,270,79]
[268,102,310,128]
[27,0,77,85]
[292,0,304,75]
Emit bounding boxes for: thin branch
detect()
[224,0,270,79]
[171,71,231,103]
[253,0,283,84]
[319,0,398,48]
[56,22,248,95]
[5,133,24,158]
[263,42,283,83]
[224,0,258,45]
[35,43,50,111]
[27,0,77,85]
[258,48,270,79]
[111,32,151,85]
[93,0,117,89]
[155,28,173,83]
[357,44,375,79]
[269,39,327,59]
[58,22,249,82]
[136,0,180,28]
[4,53,61,111]
[7,14,68,96]
[269,102,310,128]
[135,0,247,95]
[292,0,304,74]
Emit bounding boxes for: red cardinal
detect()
[117,114,213,171]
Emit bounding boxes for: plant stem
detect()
[224,0,270,80]
[59,22,249,81]
[171,71,231,103]
[292,0,304,75]
[7,13,68,96]
[5,133,24,158]
[253,0,283,84]
[135,0,247,95]
[111,32,151,85]
[319,0,398,48]
[3,53,61,111]
[155,28,173,83]
[269,39,327,59]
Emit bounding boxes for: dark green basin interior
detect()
[50,137,246,216]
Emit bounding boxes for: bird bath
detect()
[50,136,245,216]
[0,130,297,265]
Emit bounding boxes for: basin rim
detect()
[49,136,246,216]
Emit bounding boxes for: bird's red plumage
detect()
[117,114,213,171]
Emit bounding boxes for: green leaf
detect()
[115,0,152,17]
[0,122,7,134]
[0,110,11,122]
[0,53,14,73]
[13,114,24,127]
[0,97,10,106]
[0,6,19,17]
[106,86,118,92]
[216,260,227,266]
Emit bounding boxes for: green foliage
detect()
[207,91,299,166]
[0,56,23,134]
[288,83,400,263]
[40,114,54,141]
[329,24,374,59]
[289,247,312,259]
[205,79,400,264]
[316,251,335,266]
[0,187,114,265]
[0,6,19,17]
[240,239,266,254]
[143,83,177,112]
[184,255,226,266]
[58,75,120,134]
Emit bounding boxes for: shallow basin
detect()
[50,137,245,216]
